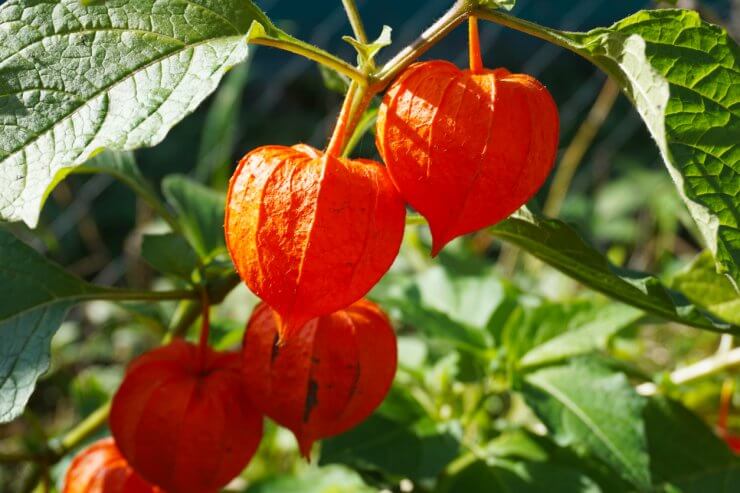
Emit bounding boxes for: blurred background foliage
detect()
[1,0,739,491]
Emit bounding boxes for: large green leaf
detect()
[0,228,108,422]
[320,414,459,482]
[644,397,739,491]
[491,208,736,334]
[0,0,343,227]
[672,250,740,325]
[478,8,740,287]
[522,358,650,489]
[436,458,601,493]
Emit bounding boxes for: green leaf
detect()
[519,304,643,368]
[141,233,199,280]
[0,302,72,423]
[162,175,225,258]
[672,250,740,325]
[0,0,274,226]
[247,466,376,493]
[320,415,459,481]
[437,458,601,493]
[476,8,739,286]
[0,228,107,422]
[491,208,736,334]
[194,61,251,184]
[671,465,740,493]
[570,10,740,288]
[522,358,650,489]
[383,295,489,355]
[645,397,738,490]
[502,301,594,365]
[343,25,392,69]
[483,429,634,493]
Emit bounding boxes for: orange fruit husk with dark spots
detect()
[241,299,397,458]
[376,21,559,255]
[109,341,263,493]
[225,144,406,339]
[62,438,161,493]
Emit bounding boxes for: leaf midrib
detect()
[0,31,246,167]
[528,373,647,487]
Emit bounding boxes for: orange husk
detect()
[109,341,263,493]
[376,25,559,255]
[241,299,397,459]
[225,144,406,340]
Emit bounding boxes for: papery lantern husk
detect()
[225,144,406,340]
[62,438,161,493]
[376,60,559,255]
[110,341,263,493]
[241,299,397,458]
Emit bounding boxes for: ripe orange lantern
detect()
[62,438,160,493]
[225,144,406,339]
[109,341,263,493]
[376,18,559,255]
[242,299,397,458]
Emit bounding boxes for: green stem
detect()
[250,37,365,83]
[85,287,198,302]
[473,7,582,54]
[637,346,740,396]
[50,402,112,459]
[341,0,369,44]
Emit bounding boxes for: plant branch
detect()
[341,0,369,44]
[473,6,582,55]
[327,82,360,156]
[249,37,365,83]
[374,0,473,87]
[86,287,198,302]
[637,347,740,396]
[49,402,112,460]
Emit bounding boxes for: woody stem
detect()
[374,0,473,87]
[468,16,484,73]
